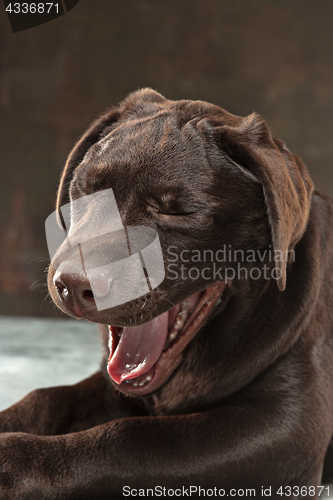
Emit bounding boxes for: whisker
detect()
[39,292,51,314]
[155,288,177,308]
[30,279,48,290]
[155,305,161,322]
[28,257,50,265]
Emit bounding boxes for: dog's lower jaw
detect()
[107,282,226,396]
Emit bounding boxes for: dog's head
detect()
[47,88,313,398]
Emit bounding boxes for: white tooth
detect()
[108,327,112,350]
[135,374,153,386]
[133,382,138,387]
[175,317,184,330]
[169,332,178,340]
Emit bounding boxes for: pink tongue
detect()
[107,311,169,384]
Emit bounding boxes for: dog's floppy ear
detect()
[201,113,313,291]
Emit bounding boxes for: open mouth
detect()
[107,282,225,396]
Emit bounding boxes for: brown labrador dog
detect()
[1,88,333,499]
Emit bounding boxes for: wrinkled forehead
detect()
[81,113,209,172]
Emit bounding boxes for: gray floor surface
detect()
[1,315,332,497]
[0,315,102,411]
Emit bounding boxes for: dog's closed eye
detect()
[147,193,202,218]
[148,203,197,217]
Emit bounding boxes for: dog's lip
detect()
[107,282,225,396]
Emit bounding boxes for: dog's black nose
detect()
[53,263,95,316]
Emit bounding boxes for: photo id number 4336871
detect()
[5,3,60,14]
[276,485,330,497]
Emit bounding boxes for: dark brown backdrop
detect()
[1,0,333,317]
